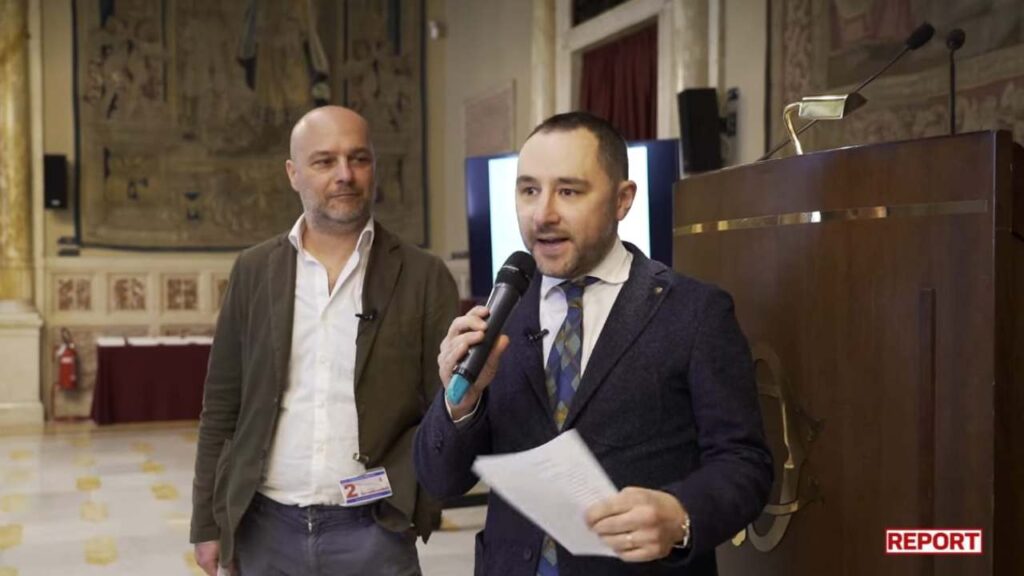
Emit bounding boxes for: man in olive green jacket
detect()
[191,106,458,575]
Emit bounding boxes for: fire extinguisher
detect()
[56,328,78,390]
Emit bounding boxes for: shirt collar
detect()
[540,239,632,299]
[287,214,376,257]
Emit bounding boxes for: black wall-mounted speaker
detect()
[677,88,723,173]
[44,154,68,210]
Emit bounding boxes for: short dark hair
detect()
[526,111,628,183]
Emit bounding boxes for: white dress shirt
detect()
[259,216,375,506]
[539,239,632,373]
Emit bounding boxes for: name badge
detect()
[339,467,393,507]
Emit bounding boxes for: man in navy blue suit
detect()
[414,112,772,575]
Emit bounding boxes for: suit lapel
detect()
[507,275,555,429]
[563,250,671,429]
[268,236,298,394]
[354,222,403,390]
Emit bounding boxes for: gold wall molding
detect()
[0,0,33,301]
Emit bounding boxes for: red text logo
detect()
[885,529,982,555]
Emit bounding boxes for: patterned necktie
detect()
[537,276,597,576]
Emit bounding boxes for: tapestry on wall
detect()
[769,0,1024,157]
[74,0,425,249]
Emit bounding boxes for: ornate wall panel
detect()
[769,0,1024,156]
[212,273,230,311]
[162,274,199,312]
[54,275,93,312]
[43,260,232,419]
[108,274,147,312]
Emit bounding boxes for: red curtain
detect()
[579,24,657,141]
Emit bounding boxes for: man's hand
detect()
[585,487,690,562]
[194,540,224,576]
[437,306,510,420]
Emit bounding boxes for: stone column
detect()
[530,0,556,128]
[0,0,44,426]
[0,0,33,301]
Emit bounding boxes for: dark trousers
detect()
[235,493,421,576]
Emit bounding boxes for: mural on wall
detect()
[74,0,426,249]
[769,0,1024,156]
[337,0,427,245]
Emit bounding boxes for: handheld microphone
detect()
[946,28,965,135]
[446,252,537,405]
[760,22,935,161]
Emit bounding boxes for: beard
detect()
[305,186,373,233]
[528,225,617,279]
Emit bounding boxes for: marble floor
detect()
[0,422,482,576]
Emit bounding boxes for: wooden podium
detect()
[672,132,1022,576]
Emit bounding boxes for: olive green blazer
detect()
[190,222,459,565]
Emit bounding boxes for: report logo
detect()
[885,529,983,554]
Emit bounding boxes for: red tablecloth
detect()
[91,343,210,425]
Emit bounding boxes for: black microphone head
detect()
[905,22,934,49]
[494,251,536,295]
[946,28,966,51]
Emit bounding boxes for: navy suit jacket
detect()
[414,246,772,575]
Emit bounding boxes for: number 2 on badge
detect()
[338,467,393,506]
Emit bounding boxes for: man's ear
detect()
[285,159,298,192]
[615,180,637,221]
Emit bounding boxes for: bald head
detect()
[285,105,377,235]
[289,106,373,161]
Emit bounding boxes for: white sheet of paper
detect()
[471,430,618,557]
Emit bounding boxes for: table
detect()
[90,336,211,425]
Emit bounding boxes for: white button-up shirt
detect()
[259,215,375,506]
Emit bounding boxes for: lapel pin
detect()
[653,286,664,295]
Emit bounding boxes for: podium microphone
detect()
[446,251,536,405]
[946,29,966,135]
[760,22,935,161]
